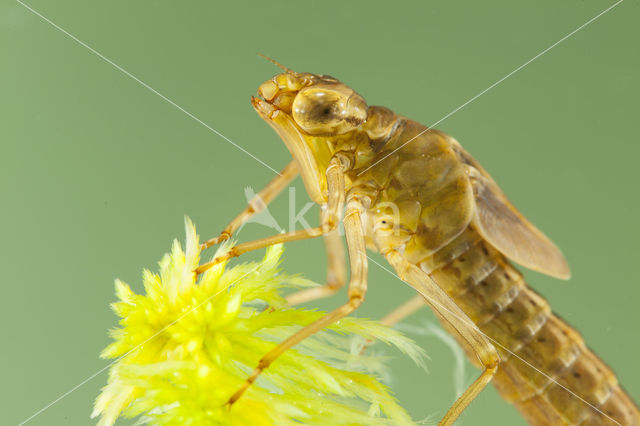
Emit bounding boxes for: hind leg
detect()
[285,224,347,305]
[358,294,425,355]
[384,251,500,426]
[379,294,425,326]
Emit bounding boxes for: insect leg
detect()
[379,294,426,326]
[285,159,349,304]
[357,294,425,354]
[198,158,346,275]
[226,159,368,408]
[201,160,298,250]
[286,157,350,304]
[385,251,499,426]
[227,201,367,407]
[195,226,324,274]
[285,222,346,305]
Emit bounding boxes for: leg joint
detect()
[348,295,364,309]
[326,276,345,290]
[323,217,339,233]
[486,357,500,371]
[249,366,263,381]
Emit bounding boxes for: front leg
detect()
[196,159,345,275]
[285,158,348,305]
[201,160,298,250]
[226,156,368,407]
[195,226,325,274]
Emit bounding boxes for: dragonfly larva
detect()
[196,61,640,426]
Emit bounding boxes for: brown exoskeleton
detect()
[196,60,640,425]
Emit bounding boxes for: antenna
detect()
[257,53,293,73]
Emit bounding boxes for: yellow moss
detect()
[93,218,424,425]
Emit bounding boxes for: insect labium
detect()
[197,60,640,426]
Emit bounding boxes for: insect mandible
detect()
[195,59,640,426]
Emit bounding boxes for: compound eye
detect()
[292,88,346,134]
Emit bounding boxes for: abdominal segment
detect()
[424,227,639,425]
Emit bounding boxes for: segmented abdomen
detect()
[421,227,640,425]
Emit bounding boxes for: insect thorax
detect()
[344,116,475,260]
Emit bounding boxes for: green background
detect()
[2,1,639,424]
